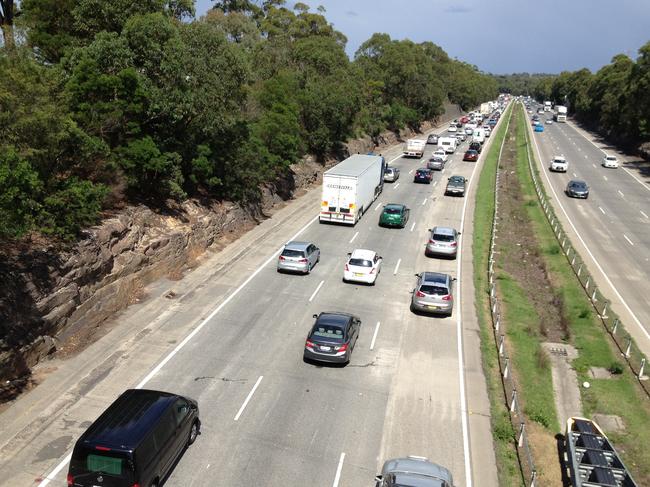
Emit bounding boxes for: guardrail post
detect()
[530,470,537,487]
[518,422,525,447]
[600,302,608,318]
[577,263,583,277]
[510,388,518,412]
[591,288,597,302]
[562,237,566,249]
[625,337,632,359]
[490,283,496,299]
[495,316,500,332]
[571,254,576,266]
[639,358,646,380]
[585,277,590,290]
[499,334,505,355]
[503,357,510,379]
[612,318,619,334]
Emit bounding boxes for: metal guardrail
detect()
[486,107,538,487]
[520,103,650,399]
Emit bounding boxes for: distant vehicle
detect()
[532,114,540,121]
[480,102,492,116]
[555,105,567,122]
[427,158,445,171]
[532,120,540,126]
[432,149,448,162]
[455,132,467,142]
[459,116,469,124]
[426,226,460,259]
[375,456,455,487]
[67,389,200,487]
[343,249,382,285]
[546,119,553,124]
[304,312,361,364]
[549,156,568,172]
[471,127,485,144]
[487,119,497,127]
[534,124,545,132]
[544,101,552,111]
[437,137,458,154]
[448,125,458,133]
[403,138,426,158]
[602,155,619,168]
[566,180,589,199]
[414,167,434,184]
[379,203,410,228]
[277,241,320,274]
[469,141,482,153]
[320,154,384,225]
[445,175,466,196]
[410,272,455,316]
[463,150,479,162]
[426,133,439,145]
[484,127,491,137]
[383,166,400,182]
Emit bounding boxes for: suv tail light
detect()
[298,258,308,263]
[415,291,425,298]
[442,294,452,301]
[67,474,74,486]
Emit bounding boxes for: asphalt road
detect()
[528,108,650,354]
[0,119,500,487]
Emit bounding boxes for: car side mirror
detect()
[452,277,458,281]
[375,475,383,482]
[458,232,462,235]
[312,314,318,319]
[347,252,351,256]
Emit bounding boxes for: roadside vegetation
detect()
[0,0,497,241]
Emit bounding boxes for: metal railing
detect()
[521,103,649,398]
[487,107,538,487]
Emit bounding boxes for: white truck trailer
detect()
[320,154,385,225]
[403,138,426,158]
[480,102,491,116]
[544,101,552,112]
[437,136,458,154]
[555,105,567,122]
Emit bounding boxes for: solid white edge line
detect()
[623,234,634,246]
[387,154,402,164]
[410,222,416,232]
[349,231,359,243]
[393,258,401,275]
[369,321,381,351]
[37,215,321,485]
[234,375,264,421]
[529,111,650,341]
[374,202,382,212]
[332,452,346,487]
[309,280,325,302]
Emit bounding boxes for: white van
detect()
[472,128,485,144]
[438,137,458,154]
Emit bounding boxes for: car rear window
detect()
[419,284,449,296]
[311,326,345,341]
[433,233,454,242]
[70,448,134,480]
[384,208,401,215]
[281,249,305,258]
[349,258,372,267]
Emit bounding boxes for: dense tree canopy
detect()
[1,0,497,240]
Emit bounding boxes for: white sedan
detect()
[602,155,619,168]
[432,149,448,162]
[448,125,458,133]
[343,249,382,285]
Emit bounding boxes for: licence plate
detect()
[354,273,364,277]
[427,305,439,310]
[320,346,331,351]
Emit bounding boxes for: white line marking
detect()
[332,452,346,487]
[349,231,359,243]
[618,190,624,198]
[529,112,650,342]
[369,321,381,350]
[585,155,588,159]
[577,147,581,151]
[573,172,577,177]
[374,202,382,212]
[309,280,325,302]
[641,210,649,219]
[234,375,264,421]
[433,180,438,186]
[598,206,605,215]
[422,198,427,205]
[393,258,401,275]
[408,169,414,175]
[623,234,634,246]
[394,182,400,189]
[410,222,416,232]
[592,163,596,168]
[603,175,608,181]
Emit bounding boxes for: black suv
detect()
[469,141,482,153]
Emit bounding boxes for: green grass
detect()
[472,103,523,486]
[515,104,650,483]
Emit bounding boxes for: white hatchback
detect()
[448,125,458,133]
[432,149,448,162]
[602,155,619,168]
[343,249,382,285]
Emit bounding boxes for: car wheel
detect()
[188,420,200,446]
[306,263,312,274]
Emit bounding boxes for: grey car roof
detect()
[421,272,451,284]
[431,226,456,236]
[381,457,453,486]
[284,241,312,250]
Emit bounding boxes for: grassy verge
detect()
[472,103,522,486]
[517,104,650,484]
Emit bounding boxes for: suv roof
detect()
[79,389,178,450]
[284,241,311,251]
[431,226,455,236]
[421,272,450,285]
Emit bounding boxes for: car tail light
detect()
[344,264,349,271]
[279,256,285,261]
[334,343,348,352]
[305,340,315,349]
[429,239,436,244]
[67,474,74,486]
[95,446,111,451]
[442,294,452,301]
[298,258,308,263]
[450,242,457,247]
[415,291,425,297]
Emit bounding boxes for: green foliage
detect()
[0,149,42,238]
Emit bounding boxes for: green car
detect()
[379,203,410,228]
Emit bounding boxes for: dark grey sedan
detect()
[303,312,361,364]
[375,456,455,487]
[566,179,589,199]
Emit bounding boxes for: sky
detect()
[194,0,650,74]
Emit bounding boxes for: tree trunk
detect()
[0,0,15,50]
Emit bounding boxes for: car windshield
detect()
[433,233,454,242]
[384,208,402,215]
[281,249,305,258]
[349,258,372,267]
[311,325,345,341]
[419,285,448,296]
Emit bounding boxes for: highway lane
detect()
[2,117,500,487]
[529,109,650,353]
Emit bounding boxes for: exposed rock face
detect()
[0,107,462,386]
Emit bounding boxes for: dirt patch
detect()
[526,423,564,487]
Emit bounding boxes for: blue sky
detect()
[194,0,650,74]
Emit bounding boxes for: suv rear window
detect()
[281,249,305,258]
[419,284,448,295]
[433,233,454,242]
